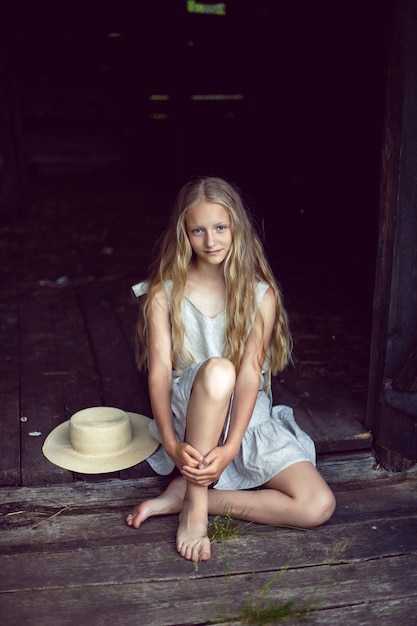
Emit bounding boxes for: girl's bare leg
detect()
[127,358,235,562]
[126,475,186,528]
[127,462,335,532]
[207,461,336,528]
[176,358,235,562]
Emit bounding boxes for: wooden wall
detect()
[367,0,417,470]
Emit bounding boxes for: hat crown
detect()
[69,407,133,457]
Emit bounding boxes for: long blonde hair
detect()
[137,176,292,375]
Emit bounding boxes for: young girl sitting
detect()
[126,176,336,562]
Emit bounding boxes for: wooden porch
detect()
[1,177,417,624]
[1,470,417,625]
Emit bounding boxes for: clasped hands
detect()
[167,441,236,487]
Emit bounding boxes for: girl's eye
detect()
[192,228,204,235]
[217,225,227,232]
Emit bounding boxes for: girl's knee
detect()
[199,357,236,397]
[304,488,336,528]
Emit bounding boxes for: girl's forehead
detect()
[186,200,230,223]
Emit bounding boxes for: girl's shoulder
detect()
[131,280,170,322]
[131,279,172,298]
[132,281,172,314]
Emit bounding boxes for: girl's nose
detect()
[205,231,215,247]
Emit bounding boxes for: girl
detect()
[126,176,335,562]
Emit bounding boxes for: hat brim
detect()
[42,412,160,474]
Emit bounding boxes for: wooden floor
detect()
[2,176,416,624]
[1,466,417,625]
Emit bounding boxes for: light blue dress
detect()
[132,280,316,490]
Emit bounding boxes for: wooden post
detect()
[367,0,417,471]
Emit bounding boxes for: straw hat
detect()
[42,407,159,473]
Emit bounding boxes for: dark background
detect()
[4,0,394,328]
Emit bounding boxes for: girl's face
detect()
[185,200,233,267]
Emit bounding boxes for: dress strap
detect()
[255,281,270,304]
[131,281,149,297]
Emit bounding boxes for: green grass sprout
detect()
[208,511,241,543]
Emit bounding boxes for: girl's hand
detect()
[181,444,236,487]
[165,440,204,472]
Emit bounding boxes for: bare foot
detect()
[176,497,211,562]
[126,476,186,529]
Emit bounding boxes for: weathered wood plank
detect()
[304,596,417,625]
[19,293,72,485]
[108,277,139,357]
[107,279,154,420]
[317,451,392,483]
[2,470,415,515]
[278,374,371,453]
[1,516,416,591]
[271,378,326,447]
[213,596,417,626]
[1,476,417,553]
[77,284,152,416]
[0,476,170,509]
[0,288,20,485]
[0,555,416,626]
[44,289,108,484]
[49,290,103,416]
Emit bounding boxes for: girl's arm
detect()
[224,286,277,454]
[147,287,176,449]
[147,286,203,470]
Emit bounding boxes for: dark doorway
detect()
[2,1,395,471]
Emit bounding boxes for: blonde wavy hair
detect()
[137,176,292,376]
